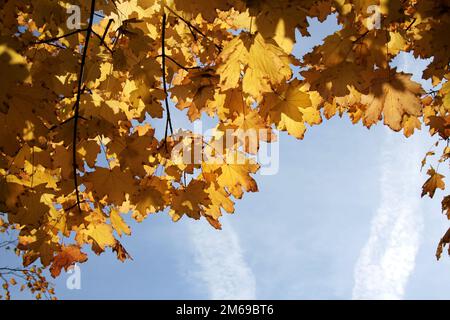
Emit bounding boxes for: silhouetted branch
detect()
[33,29,87,45]
[161,6,174,146]
[72,0,97,212]
[156,54,201,71]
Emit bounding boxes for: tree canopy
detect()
[0,0,449,299]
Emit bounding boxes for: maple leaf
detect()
[217,32,292,99]
[442,195,450,220]
[361,71,424,131]
[422,167,445,198]
[2,0,450,292]
[169,179,210,221]
[110,209,131,237]
[428,115,450,139]
[203,151,259,199]
[76,221,116,253]
[402,115,421,138]
[49,245,88,278]
[437,228,450,260]
[130,176,170,221]
[116,132,158,177]
[171,68,219,120]
[112,240,133,262]
[260,81,320,139]
[204,182,235,221]
[442,80,450,110]
[0,44,29,111]
[302,62,369,99]
[83,167,136,203]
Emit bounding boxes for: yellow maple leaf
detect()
[110,209,131,237]
[112,240,133,262]
[169,179,210,221]
[77,222,116,252]
[362,71,424,131]
[260,81,320,139]
[204,182,235,220]
[83,167,136,203]
[217,33,292,99]
[171,68,219,120]
[204,151,259,199]
[130,176,170,221]
[422,167,445,198]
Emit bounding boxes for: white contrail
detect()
[352,129,424,299]
[188,216,256,299]
[352,52,430,299]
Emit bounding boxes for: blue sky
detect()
[3,15,450,300]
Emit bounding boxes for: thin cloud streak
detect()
[189,216,256,299]
[352,130,424,299]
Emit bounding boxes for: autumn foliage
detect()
[0,0,449,299]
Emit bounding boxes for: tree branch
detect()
[92,30,114,53]
[352,30,370,44]
[72,0,96,212]
[33,29,87,45]
[48,115,87,131]
[92,21,115,54]
[156,54,201,71]
[405,18,417,32]
[100,19,114,45]
[161,9,174,146]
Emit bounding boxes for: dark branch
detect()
[72,0,97,212]
[161,10,174,145]
[405,18,417,32]
[92,30,114,53]
[33,29,87,45]
[353,30,370,44]
[101,19,114,45]
[156,54,201,71]
[63,200,87,212]
[94,12,105,19]
[48,115,87,131]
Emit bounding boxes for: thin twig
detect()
[405,18,417,32]
[352,30,370,44]
[91,31,114,53]
[101,19,114,45]
[156,54,201,71]
[187,24,198,41]
[63,200,87,212]
[92,30,114,53]
[31,147,35,188]
[94,12,105,19]
[48,115,87,131]
[33,29,87,45]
